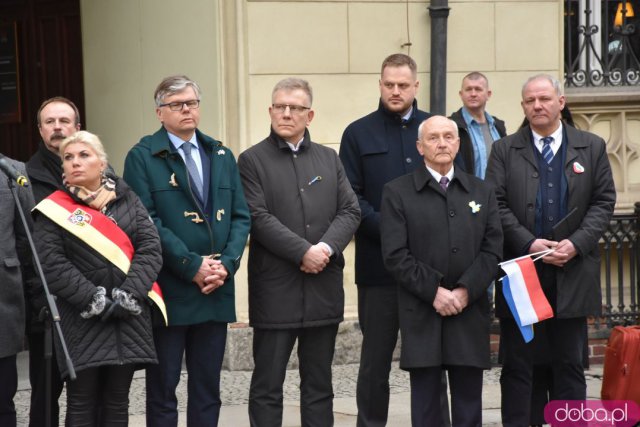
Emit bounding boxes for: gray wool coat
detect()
[238,129,360,329]
[0,159,36,358]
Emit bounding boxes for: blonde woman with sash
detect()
[33,131,162,426]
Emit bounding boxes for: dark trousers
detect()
[146,321,227,427]
[0,354,17,427]
[28,330,64,427]
[500,316,587,427]
[356,285,450,427]
[356,285,399,427]
[65,365,135,427]
[410,366,483,427]
[249,324,339,427]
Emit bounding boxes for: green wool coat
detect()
[124,127,250,326]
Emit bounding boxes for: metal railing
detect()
[598,202,640,328]
[564,0,640,87]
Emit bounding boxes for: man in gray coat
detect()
[238,77,360,427]
[0,156,36,426]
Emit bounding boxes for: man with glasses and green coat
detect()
[124,75,250,427]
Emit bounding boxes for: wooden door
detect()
[0,0,84,161]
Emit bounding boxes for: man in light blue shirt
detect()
[450,72,507,179]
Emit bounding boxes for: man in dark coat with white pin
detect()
[381,115,503,427]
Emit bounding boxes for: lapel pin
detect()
[216,209,225,221]
[469,201,482,214]
[184,211,204,223]
[308,176,322,186]
[169,173,178,187]
[217,149,226,155]
[573,162,585,174]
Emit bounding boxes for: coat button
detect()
[449,210,455,217]
[452,248,458,254]
[300,188,304,192]
[548,183,554,188]
[532,172,539,178]
[527,203,534,210]
[406,157,412,164]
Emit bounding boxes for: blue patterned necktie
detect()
[181,142,203,199]
[439,176,449,192]
[541,136,554,164]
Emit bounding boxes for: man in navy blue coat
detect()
[339,53,437,427]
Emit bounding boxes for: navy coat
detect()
[339,100,431,286]
[381,166,502,369]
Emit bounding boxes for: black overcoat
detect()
[485,125,616,319]
[380,166,502,369]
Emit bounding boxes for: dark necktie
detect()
[181,142,203,199]
[439,176,449,192]
[541,136,554,164]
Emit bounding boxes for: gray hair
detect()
[154,75,202,107]
[522,74,563,98]
[417,116,459,140]
[59,131,108,164]
[271,78,313,106]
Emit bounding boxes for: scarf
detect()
[64,175,117,212]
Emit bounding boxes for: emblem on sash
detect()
[68,208,93,226]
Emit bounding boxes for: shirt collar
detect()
[426,164,454,184]
[532,123,563,147]
[286,137,305,152]
[167,131,198,151]
[461,107,494,126]
[401,107,413,122]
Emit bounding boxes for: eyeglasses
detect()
[159,100,200,111]
[271,104,311,114]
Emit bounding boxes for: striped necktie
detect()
[541,137,554,164]
[181,142,203,199]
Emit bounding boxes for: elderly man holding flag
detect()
[485,74,616,427]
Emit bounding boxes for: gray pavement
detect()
[14,351,604,426]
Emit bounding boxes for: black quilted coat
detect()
[33,177,162,378]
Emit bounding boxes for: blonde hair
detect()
[59,131,108,164]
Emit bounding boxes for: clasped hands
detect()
[193,256,228,294]
[433,286,469,317]
[300,244,330,274]
[530,238,577,267]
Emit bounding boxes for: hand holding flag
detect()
[499,250,554,343]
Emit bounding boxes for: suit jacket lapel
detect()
[512,126,539,171]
